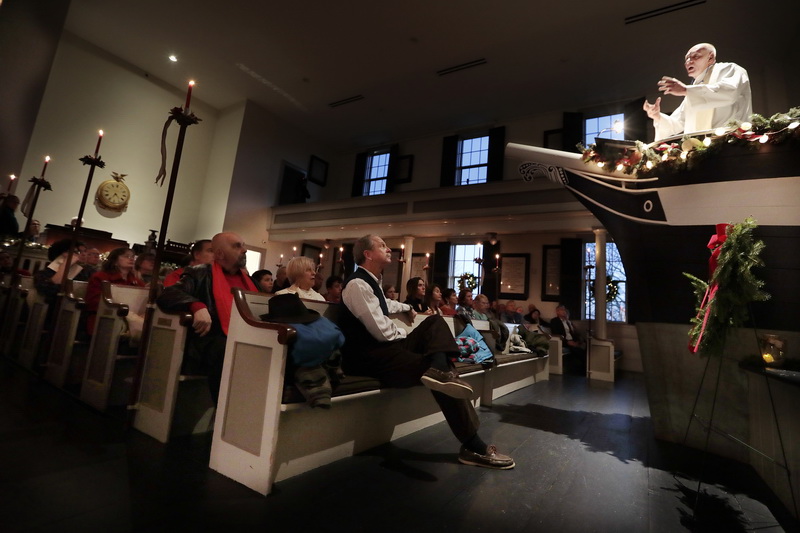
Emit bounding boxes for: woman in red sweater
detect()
[85,247,145,336]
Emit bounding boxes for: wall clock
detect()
[96,172,130,212]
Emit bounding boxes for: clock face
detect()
[97,180,130,210]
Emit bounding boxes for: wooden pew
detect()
[80,283,148,411]
[17,287,49,370]
[475,322,549,407]
[133,307,215,443]
[548,336,565,375]
[0,276,33,356]
[209,289,487,496]
[132,291,269,443]
[588,337,621,382]
[43,280,89,388]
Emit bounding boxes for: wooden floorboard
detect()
[0,356,796,532]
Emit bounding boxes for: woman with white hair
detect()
[275,256,325,301]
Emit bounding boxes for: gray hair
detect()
[353,234,379,265]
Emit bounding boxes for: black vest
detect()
[339,267,390,354]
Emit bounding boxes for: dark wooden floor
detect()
[1,357,796,533]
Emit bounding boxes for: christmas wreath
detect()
[458,272,479,292]
[684,217,770,357]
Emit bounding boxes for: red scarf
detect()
[212,261,257,335]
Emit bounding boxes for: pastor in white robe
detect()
[654,62,752,141]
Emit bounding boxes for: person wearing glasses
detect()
[84,248,145,337]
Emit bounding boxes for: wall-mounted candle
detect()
[7,174,16,192]
[338,246,344,262]
[400,243,405,260]
[319,253,324,265]
[185,80,195,110]
[425,252,430,266]
[495,253,500,268]
[94,130,104,158]
[41,156,51,178]
[292,246,297,257]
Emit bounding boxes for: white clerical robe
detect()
[654,62,752,141]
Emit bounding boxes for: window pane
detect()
[448,243,484,294]
[585,113,626,146]
[456,135,489,186]
[583,241,627,322]
[585,118,598,135]
[364,150,390,196]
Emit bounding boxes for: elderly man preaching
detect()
[643,43,752,141]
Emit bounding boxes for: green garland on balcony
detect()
[579,107,800,176]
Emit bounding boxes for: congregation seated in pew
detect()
[156,232,257,404]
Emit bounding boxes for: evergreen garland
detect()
[580,107,800,176]
[458,272,478,292]
[684,217,770,357]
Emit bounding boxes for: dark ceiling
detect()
[64,0,799,151]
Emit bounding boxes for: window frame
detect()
[447,243,484,294]
[352,144,399,198]
[455,134,490,186]
[583,241,627,323]
[362,148,391,196]
[584,113,625,147]
[440,126,505,187]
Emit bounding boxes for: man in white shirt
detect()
[339,234,515,470]
[643,43,752,141]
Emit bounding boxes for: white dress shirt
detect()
[341,269,411,342]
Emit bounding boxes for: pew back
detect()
[44,281,90,388]
[18,287,49,369]
[80,282,149,411]
[133,307,203,442]
[0,276,33,356]
[209,289,296,496]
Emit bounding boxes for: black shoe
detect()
[458,444,515,470]
[420,368,473,399]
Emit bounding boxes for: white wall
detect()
[224,100,334,252]
[195,103,246,240]
[321,110,564,203]
[18,34,220,246]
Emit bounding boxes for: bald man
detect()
[643,42,752,141]
[157,232,257,403]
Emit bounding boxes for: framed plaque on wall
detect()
[541,245,561,301]
[498,253,530,300]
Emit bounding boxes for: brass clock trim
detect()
[96,172,130,212]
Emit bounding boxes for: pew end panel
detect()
[209,288,296,496]
[80,283,148,411]
[44,280,89,388]
[0,276,33,356]
[18,288,49,370]
[549,337,564,375]
[589,337,619,382]
[133,308,209,443]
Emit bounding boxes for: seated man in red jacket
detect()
[157,232,256,404]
